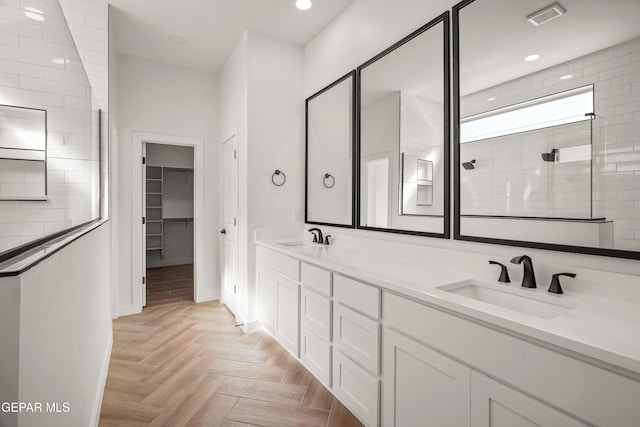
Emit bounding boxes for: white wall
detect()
[116,54,218,316]
[108,5,119,319]
[58,0,109,110]
[305,0,640,278]
[0,276,20,427]
[18,224,111,427]
[0,224,111,427]
[218,32,304,325]
[246,32,305,322]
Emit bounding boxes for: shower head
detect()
[541,149,559,162]
[462,159,476,170]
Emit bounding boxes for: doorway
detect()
[144,143,194,306]
[131,131,205,314]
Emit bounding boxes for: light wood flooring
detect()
[99,300,364,427]
[146,264,194,307]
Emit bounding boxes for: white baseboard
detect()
[92,333,112,427]
[118,305,135,317]
[195,289,219,304]
[242,319,261,334]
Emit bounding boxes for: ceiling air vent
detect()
[526,2,566,26]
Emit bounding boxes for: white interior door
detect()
[141,143,147,307]
[222,134,239,315]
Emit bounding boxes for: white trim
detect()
[131,131,205,312]
[91,335,112,427]
[118,305,135,317]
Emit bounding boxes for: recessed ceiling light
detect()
[560,74,573,80]
[525,54,540,62]
[296,0,312,10]
[487,97,496,102]
[53,57,68,65]
[24,7,44,21]
[168,34,187,45]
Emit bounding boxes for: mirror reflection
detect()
[359,14,449,236]
[0,105,46,200]
[456,0,640,255]
[305,71,355,227]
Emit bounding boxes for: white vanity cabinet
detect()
[299,262,333,387]
[470,371,588,427]
[255,243,640,427]
[256,247,300,356]
[383,328,471,427]
[332,274,381,427]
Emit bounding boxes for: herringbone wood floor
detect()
[99,299,364,426]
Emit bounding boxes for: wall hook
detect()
[323,173,335,189]
[272,169,286,186]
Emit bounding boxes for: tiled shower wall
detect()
[400,92,444,216]
[0,0,108,253]
[460,37,640,251]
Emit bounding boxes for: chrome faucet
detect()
[510,255,536,288]
[308,228,323,244]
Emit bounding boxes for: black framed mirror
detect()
[305,71,356,228]
[453,0,640,259]
[357,12,450,237]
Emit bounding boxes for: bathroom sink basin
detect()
[279,241,312,247]
[438,280,573,319]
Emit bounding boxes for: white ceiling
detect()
[459,0,640,95]
[107,0,354,72]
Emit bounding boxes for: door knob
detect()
[220,229,226,234]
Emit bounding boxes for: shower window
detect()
[461,85,594,143]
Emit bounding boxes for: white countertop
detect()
[257,239,640,378]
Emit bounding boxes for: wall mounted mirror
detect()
[454,0,640,259]
[0,105,47,200]
[305,71,356,227]
[358,12,450,237]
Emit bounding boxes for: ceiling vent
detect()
[526,3,566,26]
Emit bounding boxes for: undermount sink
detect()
[438,280,574,319]
[279,241,309,247]
[278,241,320,249]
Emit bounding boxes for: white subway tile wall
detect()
[460,37,640,251]
[0,0,108,253]
[400,92,444,216]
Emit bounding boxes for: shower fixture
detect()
[541,149,558,162]
[462,159,476,170]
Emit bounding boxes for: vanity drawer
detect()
[301,262,331,296]
[301,286,331,342]
[333,349,379,427]
[333,303,379,375]
[256,246,299,281]
[300,325,332,388]
[333,274,380,319]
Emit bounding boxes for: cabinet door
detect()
[333,303,379,374]
[300,325,331,388]
[471,371,588,427]
[301,286,331,342]
[333,349,378,427]
[275,274,300,357]
[256,266,276,333]
[383,328,471,427]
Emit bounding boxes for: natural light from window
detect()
[461,85,594,143]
